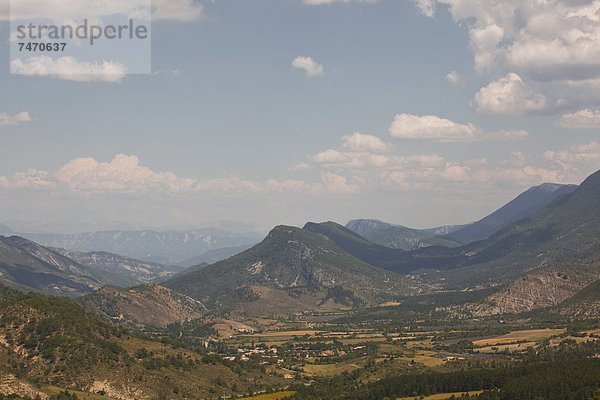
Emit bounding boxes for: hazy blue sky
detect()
[0,0,599,232]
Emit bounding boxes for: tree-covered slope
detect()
[165,225,410,314]
[306,169,600,291]
[0,292,286,399]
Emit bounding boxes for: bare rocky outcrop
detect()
[83,284,206,327]
[469,264,600,316]
[89,380,147,400]
[0,374,49,400]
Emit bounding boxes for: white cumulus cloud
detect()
[560,109,600,129]
[474,73,547,115]
[300,131,599,194]
[0,154,322,197]
[411,0,600,112]
[11,57,127,83]
[56,154,196,194]
[9,170,55,190]
[292,56,325,77]
[389,114,480,142]
[422,0,600,80]
[446,71,461,86]
[318,172,360,194]
[544,141,600,170]
[341,132,393,152]
[0,112,32,126]
[152,0,204,22]
[411,0,436,16]
[1,0,203,22]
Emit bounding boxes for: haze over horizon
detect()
[1,0,599,232]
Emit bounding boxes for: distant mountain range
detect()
[446,183,578,243]
[454,171,600,315]
[305,221,420,273]
[345,219,463,250]
[17,228,262,264]
[0,236,102,296]
[305,172,600,317]
[0,172,597,322]
[423,224,467,236]
[314,179,593,282]
[450,172,598,282]
[305,221,477,274]
[345,183,577,250]
[177,244,257,267]
[85,170,600,321]
[53,249,183,287]
[0,236,184,296]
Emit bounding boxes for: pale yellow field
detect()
[379,301,402,307]
[327,333,384,339]
[477,341,537,353]
[473,328,565,347]
[397,353,446,367]
[550,336,598,346]
[406,340,435,349]
[244,330,322,338]
[397,391,483,400]
[242,391,296,400]
[336,337,390,345]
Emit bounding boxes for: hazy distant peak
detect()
[0,223,14,235]
[532,182,577,192]
[447,182,579,244]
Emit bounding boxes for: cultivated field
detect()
[472,328,566,347]
[303,361,363,376]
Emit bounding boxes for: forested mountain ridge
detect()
[0,287,285,399]
[164,225,411,316]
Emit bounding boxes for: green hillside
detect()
[165,225,410,315]
[442,169,600,287]
[307,170,600,290]
[0,290,286,399]
[303,221,467,273]
[0,237,99,296]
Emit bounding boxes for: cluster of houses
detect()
[221,346,281,363]
[218,342,369,365]
[442,355,467,362]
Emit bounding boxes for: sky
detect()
[0,0,599,233]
